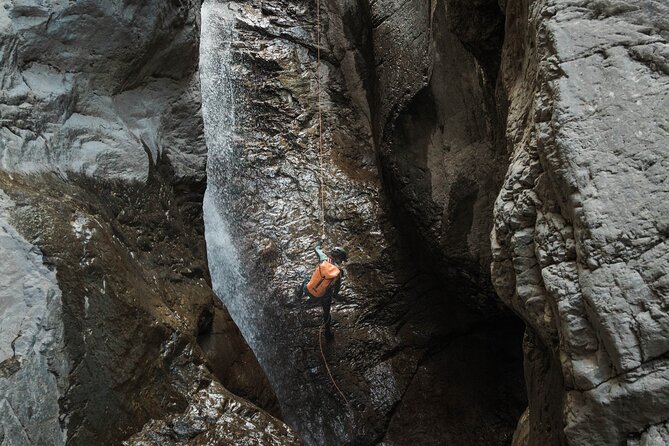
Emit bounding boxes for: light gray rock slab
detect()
[492,0,669,443]
[0,190,68,446]
[0,0,206,182]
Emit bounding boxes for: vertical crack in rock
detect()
[373,0,509,310]
[200,0,526,445]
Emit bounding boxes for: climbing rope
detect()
[316,0,326,241]
[318,324,350,407]
[314,0,351,414]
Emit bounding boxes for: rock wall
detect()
[371,0,507,307]
[0,0,204,181]
[492,0,669,444]
[0,1,299,445]
[201,0,525,445]
[0,190,68,446]
[2,0,664,444]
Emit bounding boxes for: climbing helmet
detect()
[330,246,348,262]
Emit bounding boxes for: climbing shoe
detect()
[324,329,334,341]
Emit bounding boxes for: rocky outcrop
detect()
[0,190,68,446]
[0,0,204,181]
[492,0,669,444]
[125,381,302,446]
[371,0,507,307]
[0,163,292,445]
[201,0,525,445]
[0,1,297,444]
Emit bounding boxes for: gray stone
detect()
[125,381,303,446]
[0,190,68,446]
[201,1,525,445]
[0,166,292,444]
[0,0,205,182]
[492,0,669,443]
[0,2,292,443]
[628,421,669,446]
[371,0,508,305]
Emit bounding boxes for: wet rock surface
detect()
[2,0,665,444]
[0,166,288,445]
[201,0,525,444]
[125,381,303,446]
[0,0,297,444]
[491,0,669,444]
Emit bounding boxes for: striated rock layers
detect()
[0,1,300,445]
[492,0,669,445]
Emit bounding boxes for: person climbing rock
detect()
[296,244,347,339]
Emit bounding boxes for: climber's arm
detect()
[314,245,328,262]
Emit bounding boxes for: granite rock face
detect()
[491,0,669,444]
[0,0,205,181]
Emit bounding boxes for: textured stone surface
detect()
[492,0,669,444]
[6,0,666,444]
[0,1,296,444]
[125,381,303,446]
[0,0,205,182]
[0,190,68,446]
[0,167,290,445]
[371,0,508,308]
[628,421,669,446]
[201,1,525,445]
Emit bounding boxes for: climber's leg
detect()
[322,295,333,339]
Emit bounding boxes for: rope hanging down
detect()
[314,0,350,410]
[316,0,326,241]
[319,326,351,406]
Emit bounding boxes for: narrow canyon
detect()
[0,0,667,445]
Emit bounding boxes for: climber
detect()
[296,244,347,340]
